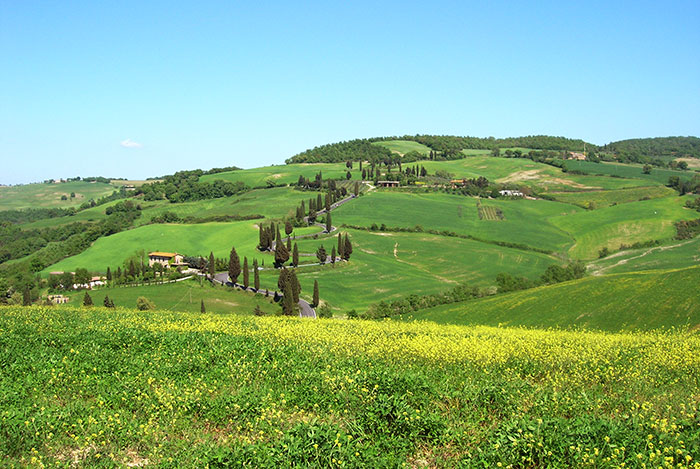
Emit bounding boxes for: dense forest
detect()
[601,136,700,160]
[287,135,593,163]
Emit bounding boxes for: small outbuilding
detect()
[377,180,400,188]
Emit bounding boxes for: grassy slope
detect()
[372,140,432,155]
[0,181,116,210]
[546,185,676,208]
[334,191,577,253]
[261,229,558,312]
[550,195,697,259]
[563,159,698,184]
[41,221,318,275]
[420,157,658,191]
[199,163,361,188]
[402,266,700,331]
[587,236,700,275]
[66,278,279,315]
[1,306,698,467]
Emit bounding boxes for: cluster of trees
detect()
[675,218,700,240]
[496,261,586,293]
[136,171,247,203]
[668,175,700,195]
[686,197,700,212]
[277,268,301,315]
[286,139,393,164]
[364,282,485,319]
[0,207,75,224]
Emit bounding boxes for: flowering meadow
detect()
[1,305,699,467]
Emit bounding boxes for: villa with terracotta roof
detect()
[148,252,185,268]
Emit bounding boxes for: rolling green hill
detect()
[401,266,700,331]
[372,140,432,156]
[199,163,360,188]
[334,191,577,254]
[562,159,697,184]
[0,181,117,210]
[545,185,676,208]
[588,236,700,275]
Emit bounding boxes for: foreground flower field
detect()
[1,306,699,467]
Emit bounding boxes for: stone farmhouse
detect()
[148,252,185,268]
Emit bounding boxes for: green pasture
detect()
[261,229,558,313]
[401,266,700,331]
[333,191,578,253]
[200,163,361,188]
[0,181,117,210]
[42,221,318,275]
[550,195,697,260]
[64,279,279,316]
[562,160,697,184]
[419,157,658,191]
[372,140,432,155]
[546,185,677,208]
[19,199,125,229]
[587,236,700,275]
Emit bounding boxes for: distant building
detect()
[499,189,524,197]
[377,181,400,188]
[148,252,185,268]
[567,152,587,161]
[123,184,136,191]
[48,295,69,304]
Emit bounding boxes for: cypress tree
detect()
[228,246,241,284]
[286,237,292,252]
[104,295,112,308]
[285,220,293,236]
[359,160,362,171]
[325,193,331,211]
[282,282,295,316]
[300,200,305,216]
[343,235,353,261]
[316,194,322,212]
[83,292,93,307]
[243,257,249,289]
[22,287,31,306]
[290,269,301,303]
[116,266,122,280]
[277,268,289,292]
[331,246,336,264]
[275,228,289,267]
[106,267,112,281]
[312,280,319,308]
[128,260,136,278]
[337,232,344,259]
[325,212,332,233]
[316,244,327,265]
[309,198,314,211]
[258,224,264,249]
[292,243,299,267]
[253,259,260,290]
[208,251,215,277]
[354,182,359,196]
[200,299,206,313]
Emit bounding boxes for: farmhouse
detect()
[377,180,400,188]
[499,189,524,197]
[148,252,185,268]
[567,152,587,161]
[47,294,69,304]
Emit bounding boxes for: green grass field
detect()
[549,195,697,259]
[334,191,578,253]
[200,163,361,188]
[401,266,700,331]
[2,306,698,466]
[562,159,697,184]
[41,221,319,275]
[546,185,677,208]
[65,278,279,315]
[0,181,117,210]
[588,236,700,275]
[372,140,432,155]
[261,229,558,313]
[420,157,659,192]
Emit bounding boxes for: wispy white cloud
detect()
[120,138,143,148]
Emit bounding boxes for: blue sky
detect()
[1,1,698,184]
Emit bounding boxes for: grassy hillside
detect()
[334,191,577,253]
[550,195,697,259]
[420,157,658,191]
[546,185,676,208]
[200,163,360,188]
[42,221,318,275]
[2,306,698,466]
[402,266,700,331]
[0,181,116,210]
[261,229,558,312]
[65,278,279,315]
[588,236,700,275]
[372,140,432,155]
[562,160,697,184]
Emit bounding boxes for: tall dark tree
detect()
[208,251,215,277]
[243,257,249,289]
[277,268,290,292]
[337,233,344,259]
[200,299,206,313]
[22,287,31,306]
[292,243,299,267]
[285,220,293,236]
[316,244,327,264]
[106,267,112,281]
[359,160,362,172]
[83,292,93,307]
[300,200,305,217]
[274,228,289,267]
[325,193,331,212]
[253,259,260,291]
[325,212,332,233]
[312,280,319,308]
[128,260,136,278]
[343,235,353,261]
[286,237,292,252]
[316,194,322,212]
[289,269,301,303]
[282,281,295,316]
[331,246,336,264]
[228,246,241,284]
[354,182,360,196]
[116,266,122,280]
[346,171,352,180]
